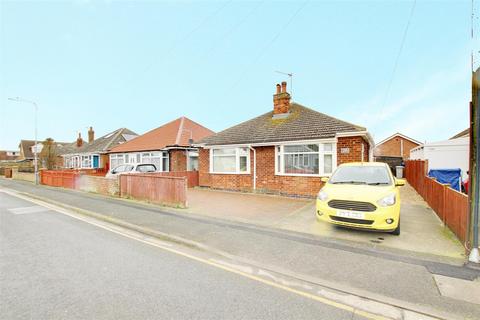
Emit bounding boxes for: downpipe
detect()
[248,146,256,191]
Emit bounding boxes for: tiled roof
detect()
[199,103,366,146]
[109,117,214,153]
[61,128,138,155]
[18,140,35,159]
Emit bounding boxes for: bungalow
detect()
[61,127,138,170]
[18,139,69,167]
[197,82,374,197]
[107,116,214,172]
[374,133,421,160]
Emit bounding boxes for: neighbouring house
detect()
[410,134,469,181]
[107,117,214,172]
[61,127,138,170]
[374,133,421,160]
[450,128,469,140]
[196,82,374,197]
[17,139,69,167]
[0,150,20,161]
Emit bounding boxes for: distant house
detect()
[410,134,469,180]
[0,150,20,161]
[108,117,214,172]
[374,133,421,160]
[61,127,138,170]
[196,82,373,197]
[18,139,69,167]
[449,128,469,140]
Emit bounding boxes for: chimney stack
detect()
[88,126,95,143]
[273,81,291,115]
[76,133,83,148]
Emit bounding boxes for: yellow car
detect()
[316,162,405,235]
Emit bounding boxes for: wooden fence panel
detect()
[152,171,199,188]
[405,160,468,244]
[120,174,187,207]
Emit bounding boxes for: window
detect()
[275,143,335,176]
[110,154,125,169]
[82,155,92,168]
[210,147,250,174]
[162,151,169,172]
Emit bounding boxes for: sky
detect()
[0,0,478,150]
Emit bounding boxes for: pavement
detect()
[187,184,464,260]
[1,178,480,319]
[0,191,363,320]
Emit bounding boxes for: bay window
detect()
[210,147,250,174]
[275,143,335,176]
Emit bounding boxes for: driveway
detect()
[187,184,464,261]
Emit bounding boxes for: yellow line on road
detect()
[2,189,390,320]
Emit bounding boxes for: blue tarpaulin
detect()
[428,169,462,191]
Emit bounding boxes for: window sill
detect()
[209,171,251,175]
[275,173,332,178]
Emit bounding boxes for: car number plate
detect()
[336,210,364,219]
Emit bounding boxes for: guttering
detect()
[248,145,256,191]
[199,137,338,149]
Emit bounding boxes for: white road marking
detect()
[0,188,455,320]
[8,206,50,215]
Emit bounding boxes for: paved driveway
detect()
[187,184,464,261]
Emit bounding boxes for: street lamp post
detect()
[8,97,39,185]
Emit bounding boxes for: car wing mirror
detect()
[321,177,329,183]
[395,178,406,187]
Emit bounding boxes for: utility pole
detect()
[470,67,480,264]
[8,97,39,185]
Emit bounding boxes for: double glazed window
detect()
[210,148,249,174]
[276,143,334,176]
[111,151,169,172]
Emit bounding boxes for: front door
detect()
[93,155,99,168]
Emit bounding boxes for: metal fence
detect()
[405,160,469,244]
[119,174,187,208]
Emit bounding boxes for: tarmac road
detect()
[0,191,368,320]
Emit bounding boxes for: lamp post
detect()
[8,97,39,185]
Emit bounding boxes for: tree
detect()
[39,138,58,170]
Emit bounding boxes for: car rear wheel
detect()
[390,219,400,236]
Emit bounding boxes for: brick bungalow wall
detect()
[170,149,187,172]
[199,136,370,197]
[374,137,418,160]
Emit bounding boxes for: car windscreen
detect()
[329,166,392,185]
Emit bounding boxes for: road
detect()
[0,191,367,320]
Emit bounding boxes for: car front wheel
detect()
[390,219,400,236]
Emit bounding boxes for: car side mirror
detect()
[395,179,405,187]
[321,177,329,183]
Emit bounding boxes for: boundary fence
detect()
[405,160,468,244]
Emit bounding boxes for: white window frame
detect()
[209,147,250,175]
[110,151,169,172]
[275,141,337,177]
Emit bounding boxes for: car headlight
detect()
[317,190,329,201]
[377,193,396,207]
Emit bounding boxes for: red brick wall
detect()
[170,149,187,172]
[337,136,370,163]
[198,136,369,197]
[374,137,419,159]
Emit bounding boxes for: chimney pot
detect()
[281,81,287,93]
[276,84,281,94]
